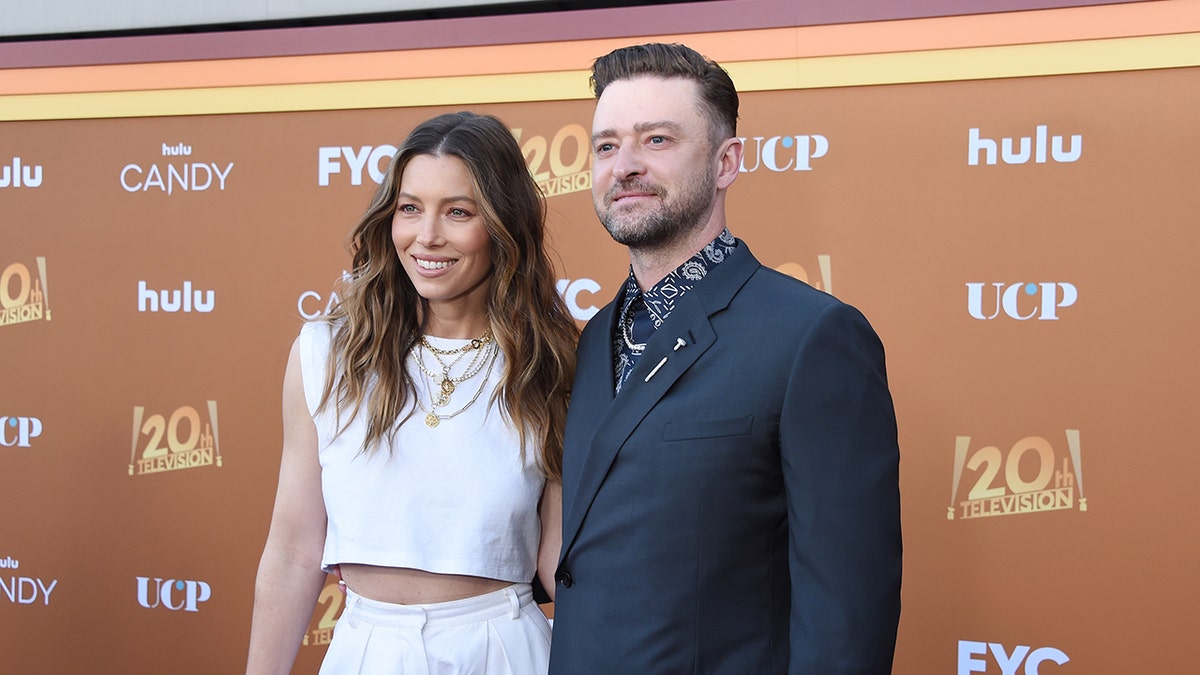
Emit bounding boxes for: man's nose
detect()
[610,143,645,181]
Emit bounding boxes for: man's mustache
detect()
[605,180,663,204]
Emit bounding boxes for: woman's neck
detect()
[422,307,490,340]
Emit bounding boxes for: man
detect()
[549,43,902,673]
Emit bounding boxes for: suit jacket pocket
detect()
[662,415,754,441]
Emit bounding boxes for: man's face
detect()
[590,76,718,248]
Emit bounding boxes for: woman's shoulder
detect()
[298,316,345,344]
[295,317,344,369]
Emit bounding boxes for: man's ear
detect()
[714,136,743,190]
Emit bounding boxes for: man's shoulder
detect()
[726,241,836,300]
[743,264,841,308]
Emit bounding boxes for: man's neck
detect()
[628,218,728,291]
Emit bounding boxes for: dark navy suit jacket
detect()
[549,243,902,674]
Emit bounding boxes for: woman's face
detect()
[391,153,493,316]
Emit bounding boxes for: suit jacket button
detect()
[556,570,573,588]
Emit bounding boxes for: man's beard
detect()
[597,170,715,249]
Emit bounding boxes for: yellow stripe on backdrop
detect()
[0,71,593,121]
[734,32,1200,91]
[3,30,1200,122]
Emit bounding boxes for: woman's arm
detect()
[246,338,330,675]
[536,480,563,603]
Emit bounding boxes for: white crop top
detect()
[297,321,544,582]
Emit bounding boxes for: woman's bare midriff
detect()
[337,564,511,605]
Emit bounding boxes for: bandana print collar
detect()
[612,229,737,393]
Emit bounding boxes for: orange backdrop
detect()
[2,1,1199,672]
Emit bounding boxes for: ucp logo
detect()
[136,577,212,612]
[0,417,42,447]
[967,282,1077,321]
[739,134,828,173]
[557,279,601,321]
[959,640,1069,674]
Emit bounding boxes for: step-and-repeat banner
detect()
[3,0,1198,672]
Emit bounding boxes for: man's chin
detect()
[604,224,639,245]
[605,224,677,248]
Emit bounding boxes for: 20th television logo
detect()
[949,430,1085,520]
[1,257,51,327]
[512,124,591,198]
[129,401,222,476]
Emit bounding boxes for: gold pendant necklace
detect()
[416,346,497,427]
[412,330,496,428]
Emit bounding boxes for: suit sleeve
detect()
[780,301,902,674]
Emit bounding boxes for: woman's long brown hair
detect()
[318,111,578,481]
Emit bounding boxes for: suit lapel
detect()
[558,298,617,528]
[560,244,761,558]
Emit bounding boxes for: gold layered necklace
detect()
[412,330,497,428]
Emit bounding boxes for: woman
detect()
[247,111,578,674]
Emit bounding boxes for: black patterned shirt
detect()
[613,229,738,393]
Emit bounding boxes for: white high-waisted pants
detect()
[319,583,550,675]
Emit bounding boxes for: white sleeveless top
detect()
[297,321,543,582]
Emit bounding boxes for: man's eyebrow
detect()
[591,120,684,143]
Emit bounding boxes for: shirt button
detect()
[556,570,573,588]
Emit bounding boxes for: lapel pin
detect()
[673,338,686,351]
[644,356,669,382]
